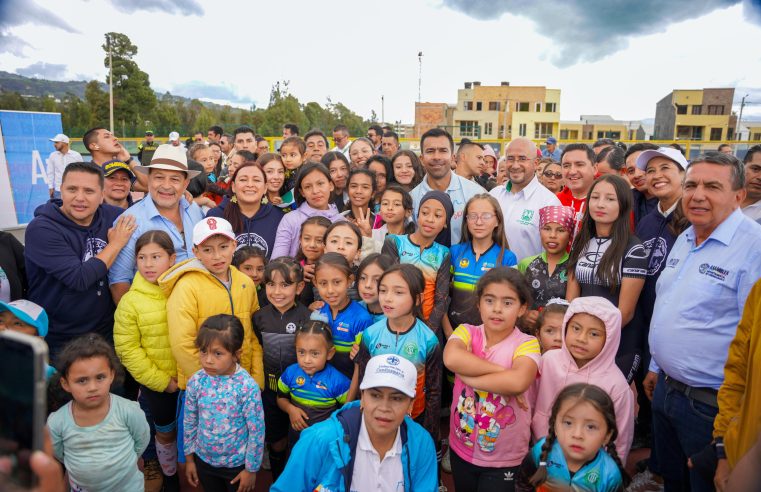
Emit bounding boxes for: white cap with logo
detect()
[359,354,417,398]
[192,217,236,246]
[169,131,180,142]
[635,146,689,171]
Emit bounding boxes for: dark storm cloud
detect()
[442,0,761,67]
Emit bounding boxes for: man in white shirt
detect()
[410,128,485,243]
[490,137,561,261]
[46,134,83,199]
[331,124,352,160]
[742,145,761,221]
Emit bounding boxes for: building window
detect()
[676,104,688,115]
[708,105,725,115]
[464,101,473,111]
[545,102,557,112]
[560,129,569,140]
[692,105,702,115]
[728,127,734,139]
[710,128,723,141]
[754,133,761,140]
[484,122,493,135]
[476,102,482,111]
[535,102,542,112]
[519,123,527,137]
[499,125,505,138]
[596,130,621,139]
[459,121,479,137]
[516,102,529,112]
[488,101,500,111]
[535,123,553,139]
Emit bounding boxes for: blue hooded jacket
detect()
[24,200,123,356]
[206,198,283,259]
[271,401,438,492]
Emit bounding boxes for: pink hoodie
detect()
[531,296,635,462]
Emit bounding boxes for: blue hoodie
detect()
[206,199,283,259]
[271,401,438,492]
[24,200,123,356]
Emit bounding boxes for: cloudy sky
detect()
[1,0,761,125]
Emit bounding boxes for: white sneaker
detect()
[626,469,664,492]
[441,446,451,474]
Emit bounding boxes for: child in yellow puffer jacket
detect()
[158,217,263,475]
[114,230,180,477]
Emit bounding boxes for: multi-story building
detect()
[446,82,560,141]
[413,102,455,140]
[654,88,737,141]
[559,115,647,141]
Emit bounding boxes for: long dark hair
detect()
[530,383,629,487]
[569,174,632,289]
[294,162,332,206]
[378,263,425,319]
[223,162,266,234]
[390,150,425,190]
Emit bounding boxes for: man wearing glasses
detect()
[367,124,383,153]
[490,137,561,261]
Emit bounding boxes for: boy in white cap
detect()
[272,354,438,492]
[158,216,263,487]
[46,133,83,199]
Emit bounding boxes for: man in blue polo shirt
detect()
[109,144,204,304]
[644,152,761,491]
[410,128,485,244]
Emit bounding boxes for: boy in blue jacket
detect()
[271,354,438,492]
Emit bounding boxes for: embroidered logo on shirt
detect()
[518,209,534,225]
[315,381,328,391]
[459,258,470,268]
[699,263,729,281]
[336,323,349,333]
[667,258,680,268]
[586,471,600,483]
[285,322,297,334]
[296,376,305,386]
[402,341,419,359]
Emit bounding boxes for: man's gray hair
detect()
[687,153,745,191]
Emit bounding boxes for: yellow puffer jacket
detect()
[158,258,262,390]
[114,272,176,393]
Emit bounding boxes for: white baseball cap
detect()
[359,354,417,398]
[635,147,689,171]
[169,131,180,142]
[50,134,69,144]
[192,217,236,246]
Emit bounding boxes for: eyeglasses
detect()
[506,156,531,163]
[466,212,495,222]
[543,171,563,179]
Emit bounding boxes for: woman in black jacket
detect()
[0,231,26,301]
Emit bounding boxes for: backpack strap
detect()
[337,405,363,491]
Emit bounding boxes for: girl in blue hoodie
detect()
[206,161,283,259]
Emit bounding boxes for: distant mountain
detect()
[0,71,236,110]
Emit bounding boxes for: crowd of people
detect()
[2,122,761,492]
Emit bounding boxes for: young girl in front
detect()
[48,334,150,492]
[314,252,373,378]
[382,190,451,338]
[443,267,541,492]
[371,184,415,247]
[356,253,395,323]
[341,169,377,239]
[183,315,264,492]
[352,263,442,443]
[233,246,268,308]
[448,194,517,336]
[533,299,568,353]
[114,230,179,478]
[271,162,343,259]
[532,296,635,464]
[518,205,574,329]
[295,216,331,307]
[521,383,628,490]
[277,319,351,446]
[252,257,311,480]
[566,175,647,383]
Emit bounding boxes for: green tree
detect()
[84,80,109,129]
[103,32,157,136]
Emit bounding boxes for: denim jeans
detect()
[651,372,717,492]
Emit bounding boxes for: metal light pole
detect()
[108,34,114,133]
[418,51,423,103]
[736,94,749,140]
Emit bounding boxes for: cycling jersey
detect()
[449,241,517,327]
[573,236,647,305]
[517,252,570,310]
[318,300,373,378]
[277,363,350,425]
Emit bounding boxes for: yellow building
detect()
[449,82,560,140]
[654,88,737,141]
[559,115,646,141]
[747,125,761,141]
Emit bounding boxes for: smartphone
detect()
[0,330,49,488]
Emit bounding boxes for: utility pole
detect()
[736,94,749,140]
[108,34,114,133]
[418,51,423,103]
[381,95,385,124]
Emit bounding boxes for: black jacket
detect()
[0,231,26,300]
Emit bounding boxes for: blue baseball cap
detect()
[0,299,49,337]
[546,137,557,145]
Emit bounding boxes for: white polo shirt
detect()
[490,175,561,261]
[350,415,404,492]
[46,149,83,192]
[410,172,486,242]
[742,199,761,222]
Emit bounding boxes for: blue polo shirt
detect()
[277,363,350,424]
[109,196,204,285]
[318,301,373,378]
[649,209,761,389]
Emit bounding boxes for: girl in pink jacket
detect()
[531,296,635,462]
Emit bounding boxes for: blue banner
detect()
[0,111,63,224]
